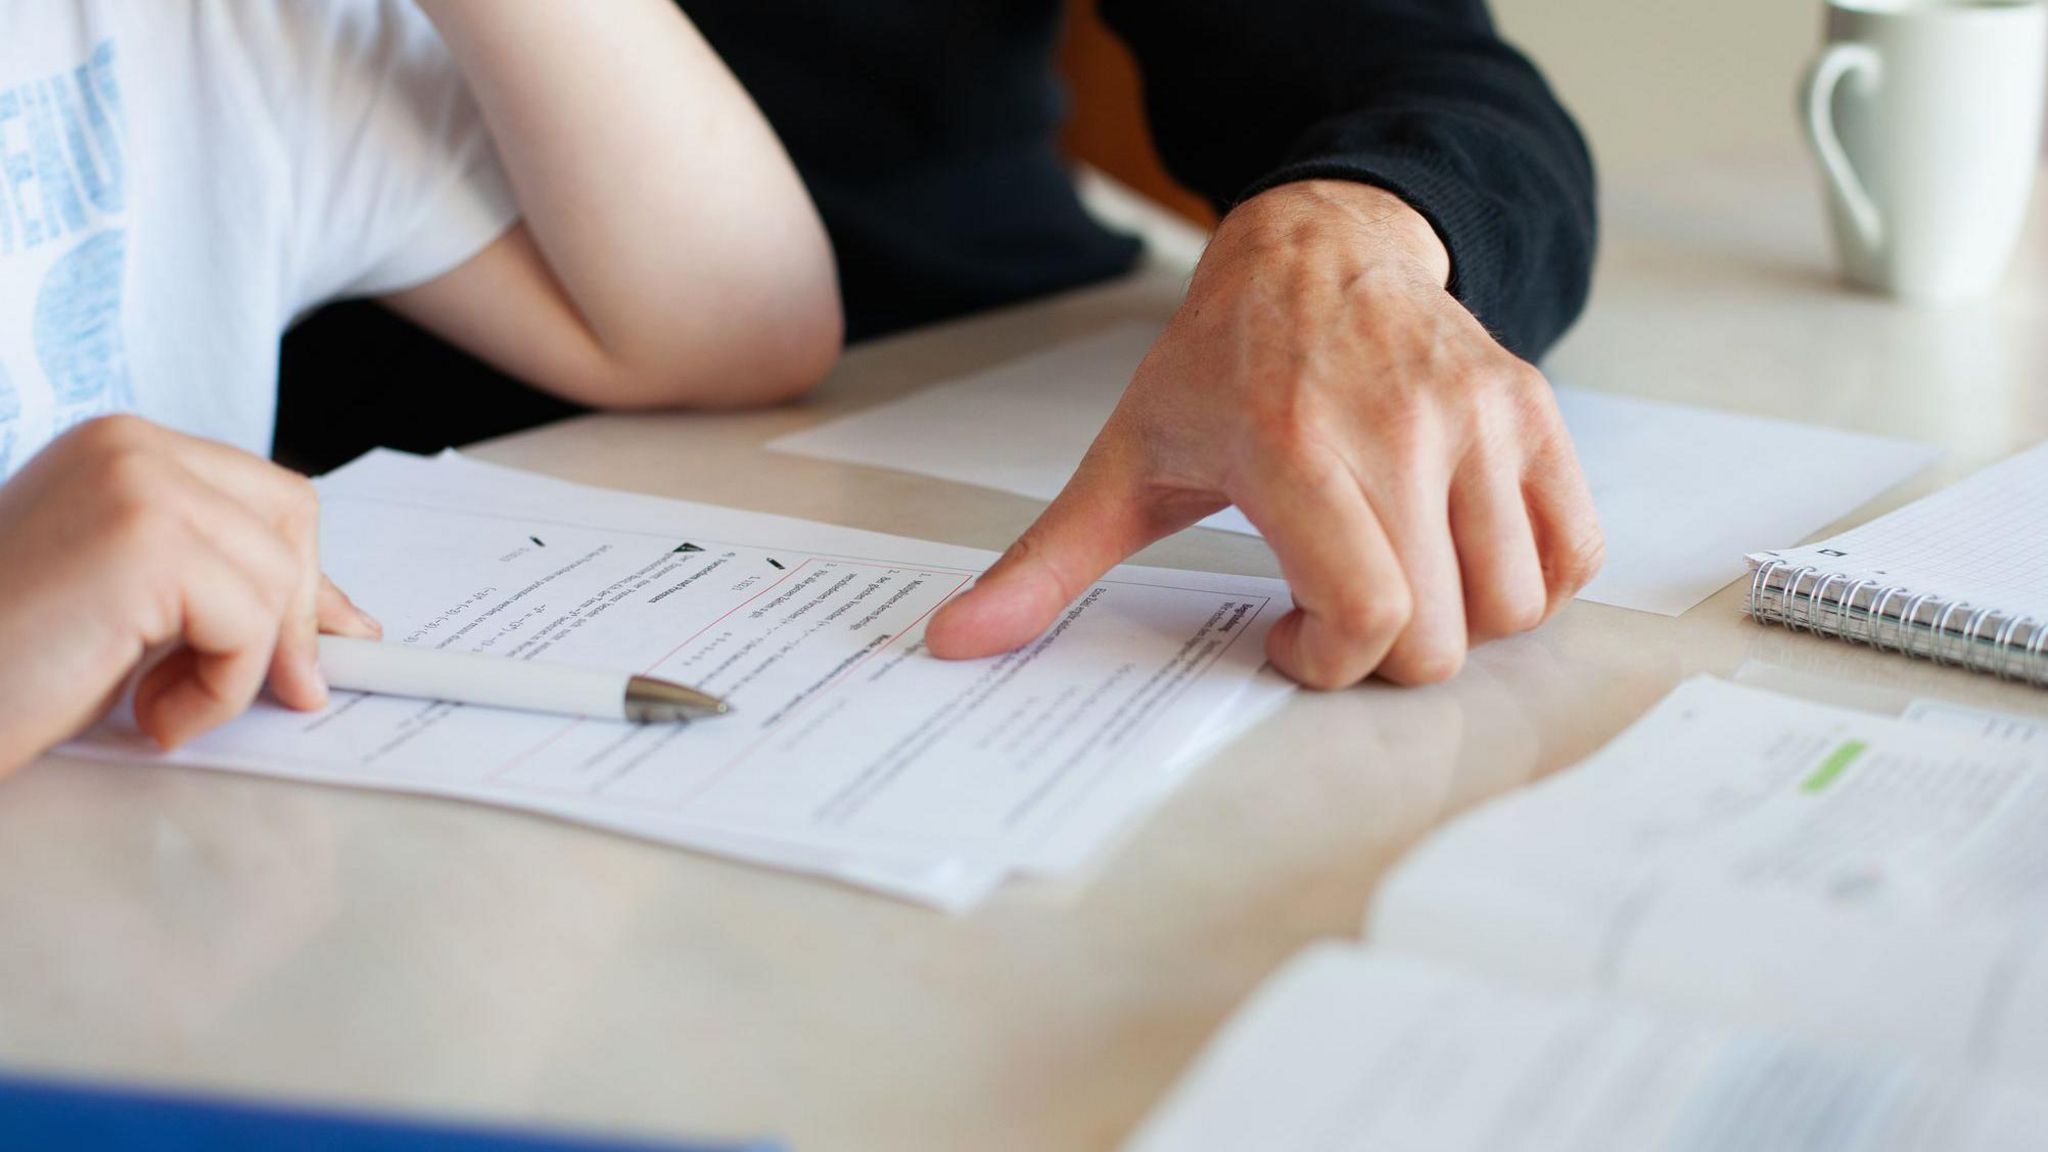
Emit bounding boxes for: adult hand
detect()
[924,181,1603,688]
[0,416,381,775]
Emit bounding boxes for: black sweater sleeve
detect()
[1097,0,1596,360]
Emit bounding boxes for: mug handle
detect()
[1801,43,1885,249]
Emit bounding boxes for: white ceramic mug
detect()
[1801,0,2047,301]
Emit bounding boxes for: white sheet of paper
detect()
[66,451,1293,910]
[1904,698,2048,745]
[1369,676,2048,1078]
[1125,945,2047,1152]
[769,322,1938,616]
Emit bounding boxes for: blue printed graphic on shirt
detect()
[36,227,130,419]
[0,41,124,254]
[0,39,129,475]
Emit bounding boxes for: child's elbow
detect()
[690,224,844,407]
[737,221,845,405]
[752,280,844,403]
[594,282,842,412]
[693,280,842,408]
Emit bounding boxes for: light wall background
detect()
[1492,0,1818,171]
[1058,0,1827,216]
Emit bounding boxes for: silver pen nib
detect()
[624,675,731,723]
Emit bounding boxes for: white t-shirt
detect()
[0,0,519,476]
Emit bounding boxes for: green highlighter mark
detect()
[1802,740,1868,793]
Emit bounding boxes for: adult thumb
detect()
[925,456,1186,660]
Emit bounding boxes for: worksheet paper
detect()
[1125,946,2047,1152]
[66,451,1294,910]
[1369,676,2048,1078]
[1129,679,2048,1151]
[1905,699,2048,745]
[769,323,1938,616]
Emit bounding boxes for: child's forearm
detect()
[416,0,840,398]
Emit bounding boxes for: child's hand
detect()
[0,416,380,775]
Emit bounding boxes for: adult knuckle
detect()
[1276,627,1369,691]
[1502,360,1551,401]
[1385,642,1466,686]
[1477,362,1556,438]
[1552,526,1608,591]
[1330,588,1412,645]
[1484,584,1548,635]
[1294,658,1359,692]
[1505,591,1548,633]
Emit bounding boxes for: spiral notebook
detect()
[1747,441,2048,685]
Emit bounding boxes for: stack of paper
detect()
[67,451,1294,910]
[770,323,1939,616]
[1127,678,2048,1150]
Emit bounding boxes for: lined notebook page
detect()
[1750,441,2048,619]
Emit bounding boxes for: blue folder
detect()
[0,1072,779,1152]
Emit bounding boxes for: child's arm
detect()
[385,0,841,411]
[0,419,379,775]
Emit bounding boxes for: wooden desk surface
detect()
[4,152,2046,1151]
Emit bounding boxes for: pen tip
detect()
[626,675,732,723]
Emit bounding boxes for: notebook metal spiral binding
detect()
[1746,559,2048,686]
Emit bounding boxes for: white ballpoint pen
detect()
[315,636,730,723]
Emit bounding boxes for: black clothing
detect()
[274,0,1594,474]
